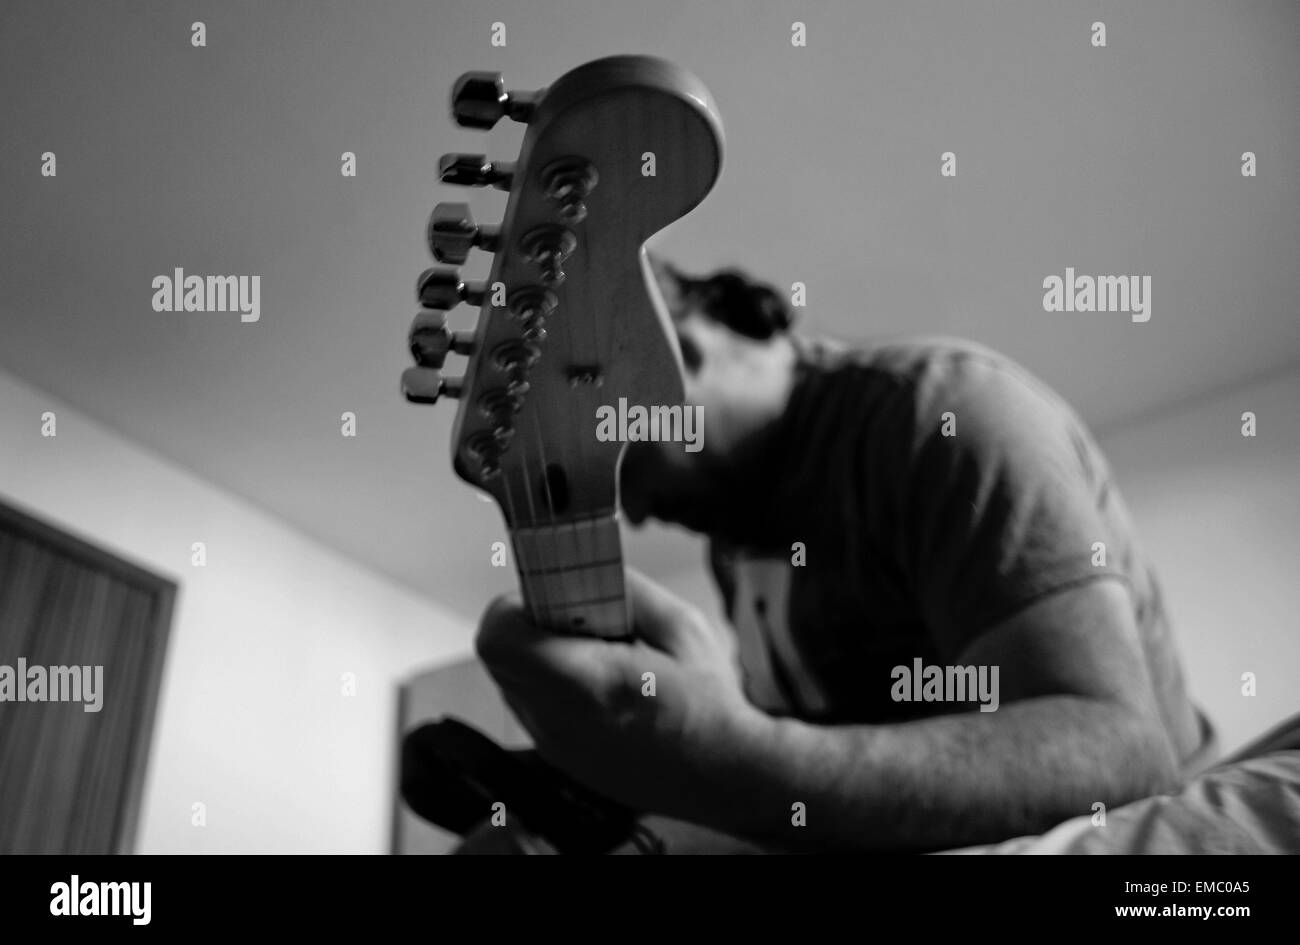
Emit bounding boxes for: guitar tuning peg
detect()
[401,366,463,405]
[542,157,599,224]
[409,307,475,368]
[463,429,507,481]
[451,71,544,130]
[428,202,501,265]
[491,339,542,396]
[416,267,486,310]
[438,153,515,191]
[520,225,578,286]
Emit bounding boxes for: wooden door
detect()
[0,499,175,853]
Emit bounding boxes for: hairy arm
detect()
[677,579,1182,851]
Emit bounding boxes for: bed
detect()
[945,712,1300,854]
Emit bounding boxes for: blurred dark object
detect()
[400,717,650,854]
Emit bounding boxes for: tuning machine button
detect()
[401,366,463,405]
[409,308,474,368]
[541,157,599,224]
[451,72,544,130]
[438,153,515,191]
[428,203,501,265]
[519,225,577,287]
[417,267,486,310]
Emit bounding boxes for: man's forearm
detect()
[683,696,1180,851]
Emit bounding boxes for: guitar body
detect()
[399,56,724,851]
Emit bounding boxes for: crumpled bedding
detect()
[947,712,1300,854]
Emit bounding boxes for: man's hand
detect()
[475,570,770,818]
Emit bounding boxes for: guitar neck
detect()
[510,511,630,638]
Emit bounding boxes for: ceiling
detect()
[3,0,1298,623]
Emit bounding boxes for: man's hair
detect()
[650,256,794,340]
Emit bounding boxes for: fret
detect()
[519,557,623,577]
[519,563,624,606]
[510,512,629,638]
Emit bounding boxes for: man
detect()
[473,260,1214,852]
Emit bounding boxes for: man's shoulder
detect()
[802,333,1085,446]
[809,333,1047,393]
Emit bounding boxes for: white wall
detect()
[0,369,474,853]
[1097,366,1300,756]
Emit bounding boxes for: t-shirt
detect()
[705,334,1211,770]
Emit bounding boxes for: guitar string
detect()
[499,457,530,621]
[571,177,622,633]
[505,275,552,629]
[511,286,559,631]
[525,184,578,636]
[562,209,612,635]
[536,246,587,635]
[531,406,565,633]
[488,254,559,630]
[495,267,550,628]
[588,204,614,630]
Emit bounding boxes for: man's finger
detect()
[624,569,702,658]
[473,592,529,667]
[475,592,630,689]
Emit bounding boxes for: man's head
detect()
[650,256,794,347]
[647,256,798,456]
[620,257,801,529]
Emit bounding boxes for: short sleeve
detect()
[891,352,1127,658]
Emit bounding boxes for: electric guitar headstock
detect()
[402,56,724,638]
